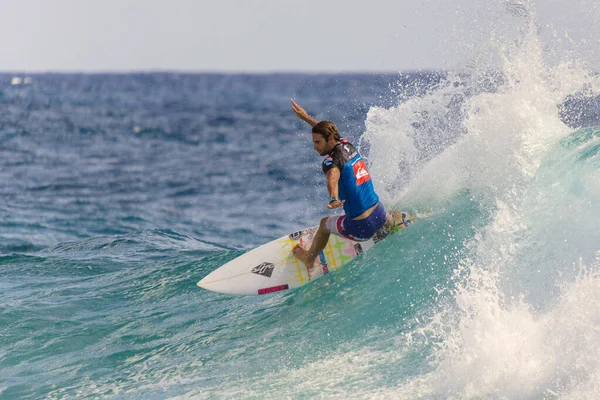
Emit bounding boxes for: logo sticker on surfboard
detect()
[289,230,303,240]
[258,284,289,295]
[252,262,276,278]
[354,243,363,255]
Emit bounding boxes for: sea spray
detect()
[361,7,600,399]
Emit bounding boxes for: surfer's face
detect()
[312,133,335,156]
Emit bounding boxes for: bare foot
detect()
[386,211,407,231]
[292,244,309,264]
[292,244,316,274]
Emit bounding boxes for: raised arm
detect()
[291,99,319,127]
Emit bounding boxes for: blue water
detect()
[4,30,600,399]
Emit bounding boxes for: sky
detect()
[1,0,599,73]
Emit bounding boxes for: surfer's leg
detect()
[292,217,331,270]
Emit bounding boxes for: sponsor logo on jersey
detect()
[352,159,371,185]
[323,156,333,167]
[342,144,358,159]
[252,262,276,278]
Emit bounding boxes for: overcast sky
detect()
[1,0,599,72]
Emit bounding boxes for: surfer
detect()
[290,99,406,271]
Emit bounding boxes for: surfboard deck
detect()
[197,215,414,296]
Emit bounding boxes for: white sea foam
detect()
[365,21,596,210]
[362,4,600,399]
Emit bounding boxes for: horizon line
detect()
[0,68,445,76]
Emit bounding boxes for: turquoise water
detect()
[4,20,600,399]
[5,124,600,398]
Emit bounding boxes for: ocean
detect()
[3,26,600,400]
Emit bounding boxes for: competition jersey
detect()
[322,138,379,219]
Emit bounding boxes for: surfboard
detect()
[198,214,414,296]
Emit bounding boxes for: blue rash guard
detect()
[322,139,379,219]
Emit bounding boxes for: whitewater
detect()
[3,1,600,399]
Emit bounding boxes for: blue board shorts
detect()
[325,202,386,241]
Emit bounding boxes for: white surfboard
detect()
[197,217,412,296]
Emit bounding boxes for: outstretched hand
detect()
[291,99,309,119]
[290,99,317,127]
[327,200,345,209]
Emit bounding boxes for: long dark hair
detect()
[312,121,341,142]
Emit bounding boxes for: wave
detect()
[5,3,600,398]
[355,10,600,398]
[130,15,600,400]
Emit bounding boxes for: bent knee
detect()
[319,217,330,229]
